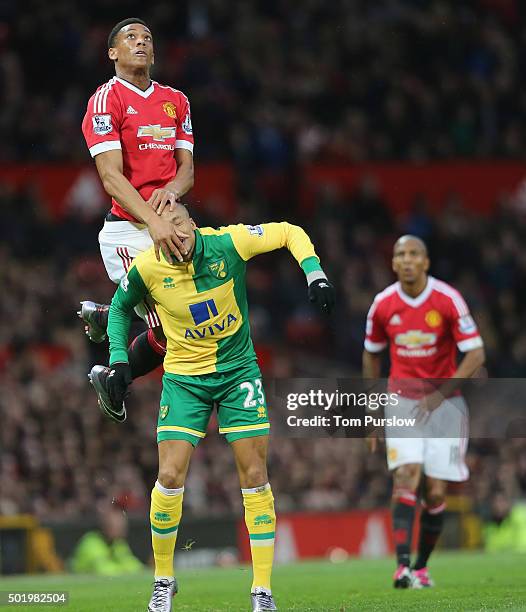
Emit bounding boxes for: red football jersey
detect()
[82,77,194,222]
[364,276,483,396]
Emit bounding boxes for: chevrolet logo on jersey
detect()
[137,124,176,141]
[394,330,437,348]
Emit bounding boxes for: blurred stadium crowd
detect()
[3,0,526,163]
[1,177,526,521]
[1,0,526,527]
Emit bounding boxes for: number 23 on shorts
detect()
[239,378,267,420]
[240,378,264,406]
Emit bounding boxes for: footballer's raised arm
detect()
[229,222,335,313]
[108,264,149,366]
[82,91,155,227]
[92,149,187,264]
[95,149,157,224]
[148,148,195,215]
[149,90,195,215]
[229,222,317,264]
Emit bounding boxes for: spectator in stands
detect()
[1,183,526,520]
[4,0,526,162]
[71,501,143,575]
[2,1,526,524]
[484,491,526,553]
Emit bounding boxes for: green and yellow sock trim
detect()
[242,482,276,590]
[249,532,275,546]
[150,481,184,576]
[151,523,179,536]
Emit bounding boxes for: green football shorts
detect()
[157,362,270,446]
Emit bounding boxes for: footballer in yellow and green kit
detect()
[107,219,334,445]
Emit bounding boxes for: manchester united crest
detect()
[425,309,442,328]
[162,102,177,119]
[388,447,398,462]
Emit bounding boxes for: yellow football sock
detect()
[242,483,276,592]
[150,480,184,578]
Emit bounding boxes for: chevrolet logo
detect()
[137,124,176,141]
[395,330,436,348]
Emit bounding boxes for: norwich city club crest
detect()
[208,260,228,279]
[159,405,169,420]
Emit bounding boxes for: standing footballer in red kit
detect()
[79,18,195,422]
[363,235,485,589]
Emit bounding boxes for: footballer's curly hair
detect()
[108,18,150,49]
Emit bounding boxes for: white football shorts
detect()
[384,395,469,482]
[98,220,160,328]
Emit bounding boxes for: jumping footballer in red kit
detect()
[78,18,195,421]
[363,235,485,589]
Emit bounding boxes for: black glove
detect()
[107,362,132,408]
[308,278,335,314]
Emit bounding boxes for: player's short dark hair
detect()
[108,18,150,49]
[394,235,428,256]
[161,202,191,222]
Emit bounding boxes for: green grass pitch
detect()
[1,552,525,611]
